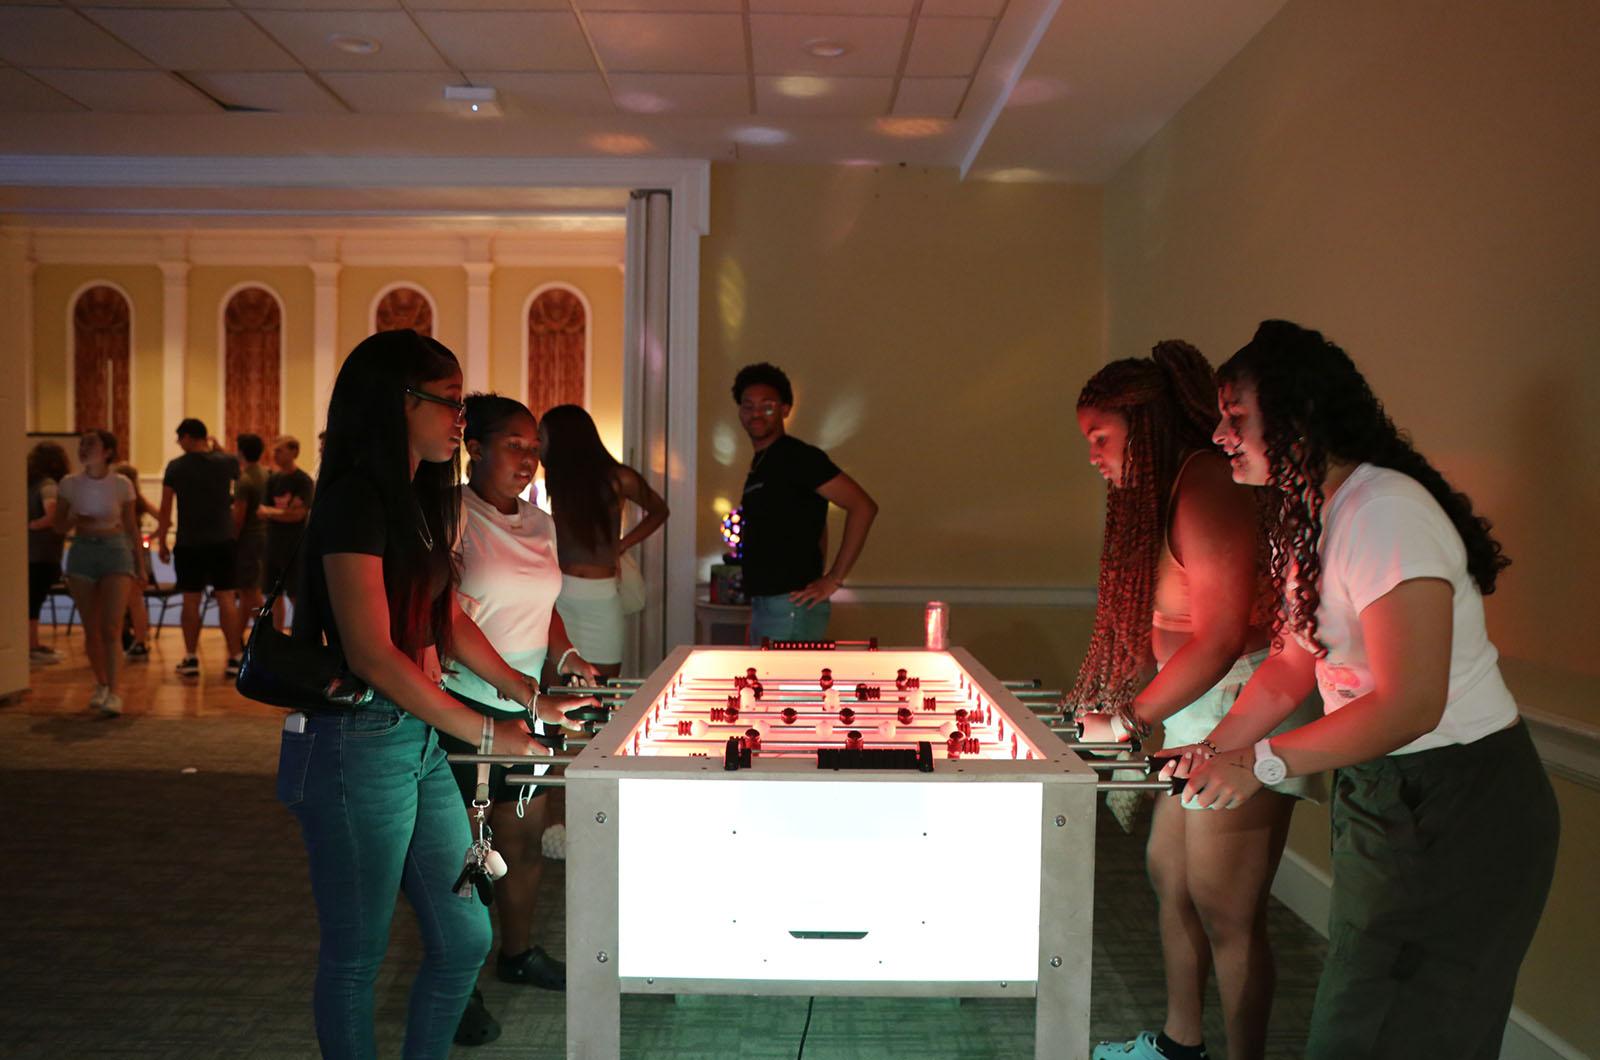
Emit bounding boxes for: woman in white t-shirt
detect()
[54,429,139,715]
[437,394,600,1045]
[1171,321,1559,1060]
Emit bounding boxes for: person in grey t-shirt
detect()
[153,418,245,677]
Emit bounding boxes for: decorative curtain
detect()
[527,288,586,418]
[224,287,282,452]
[73,285,131,451]
[374,286,434,336]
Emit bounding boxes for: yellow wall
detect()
[698,162,1107,593]
[490,266,625,457]
[31,264,165,469]
[1104,0,1600,724]
[336,266,467,367]
[1105,0,1598,1048]
[185,266,316,451]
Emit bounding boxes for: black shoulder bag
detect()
[234,532,374,711]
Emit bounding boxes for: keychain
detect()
[453,768,508,906]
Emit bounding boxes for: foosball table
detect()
[492,643,1173,1060]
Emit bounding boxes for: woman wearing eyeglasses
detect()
[277,329,584,1059]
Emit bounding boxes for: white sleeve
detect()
[1333,494,1464,615]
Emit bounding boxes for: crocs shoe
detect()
[453,989,501,1047]
[1092,1032,1206,1060]
[497,945,565,990]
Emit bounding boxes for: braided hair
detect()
[1217,320,1509,656]
[1067,340,1228,721]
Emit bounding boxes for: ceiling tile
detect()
[29,68,217,111]
[609,73,747,116]
[466,71,614,115]
[584,13,745,74]
[250,11,448,71]
[749,15,908,77]
[749,0,912,12]
[755,74,890,116]
[920,0,1005,15]
[184,70,346,112]
[904,15,989,77]
[411,11,593,72]
[892,75,966,118]
[0,8,151,68]
[83,0,231,8]
[83,9,299,71]
[574,0,739,10]
[416,0,566,8]
[236,0,400,9]
[0,67,87,111]
[317,70,458,113]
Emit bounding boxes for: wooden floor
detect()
[1,625,1327,1058]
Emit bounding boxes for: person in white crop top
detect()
[1071,342,1317,1060]
[1178,320,1558,1060]
[55,429,139,716]
[436,394,601,1043]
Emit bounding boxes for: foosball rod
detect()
[1002,678,1042,689]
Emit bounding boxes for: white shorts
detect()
[555,574,624,665]
[1161,648,1326,801]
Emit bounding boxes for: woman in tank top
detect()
[539,404,668,679]
[1176,321,1558,1059]
[1071,342,1314,1060]
[55,429,139,716]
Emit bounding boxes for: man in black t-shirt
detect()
[734,362,877,645]
[154,418,245,677]
[261,434,314,628]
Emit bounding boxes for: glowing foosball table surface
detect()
[560,645,1102,1059]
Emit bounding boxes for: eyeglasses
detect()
[406,387,466,417]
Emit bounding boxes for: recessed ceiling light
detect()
[327,33,380,56]
[804,39,850,59]
[444,84,501,117]
[616,90,671,114]
[731,126,790,146]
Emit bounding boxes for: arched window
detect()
[223,286,283,452]
[527,286,587,418]
[73,284,132,449]
[374,285,434,336]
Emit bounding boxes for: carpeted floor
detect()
[0,630,1326,1058]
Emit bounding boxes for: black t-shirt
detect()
[265,467,314,555]
[739,434,841,596]
[295,474,439,660]
[162,450,239,546]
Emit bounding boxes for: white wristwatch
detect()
[1253,738,1287,785]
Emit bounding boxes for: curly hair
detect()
[1067,340,1231,721]
[731,362,793,406]
[1217,320,1510,656]
[27,441,69,487]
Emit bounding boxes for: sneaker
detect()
[496,946,566,990]
[1092,1033,1207,1060]
[88,684,109,711]
[125,642,150,661]
[99,691,124,717]
[452,988,501,1047]
[224,656,242,679]
[176,657,200,677]
[29,646,61,666]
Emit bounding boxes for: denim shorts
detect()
[65,534,135,581]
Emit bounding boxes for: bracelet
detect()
[556,648,579,674]
[479,713,494,755]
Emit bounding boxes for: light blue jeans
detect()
[277,700,491,1059]
[748,593,832,645]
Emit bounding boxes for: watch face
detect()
[1254,756,1287,786]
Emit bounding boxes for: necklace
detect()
[415,495,435,551]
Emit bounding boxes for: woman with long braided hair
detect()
[1072,341,1318,1060]
[1176,320,1558,1059]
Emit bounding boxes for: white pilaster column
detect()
[310,260,341,468]
[464,261,493,395]
[158,257,189,460]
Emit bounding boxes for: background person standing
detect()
[260,434,314,629]
[733,362,877,645]
[153,418,245,678]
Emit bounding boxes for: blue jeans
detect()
[277,701,491,1060]
[748,593,832,645]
